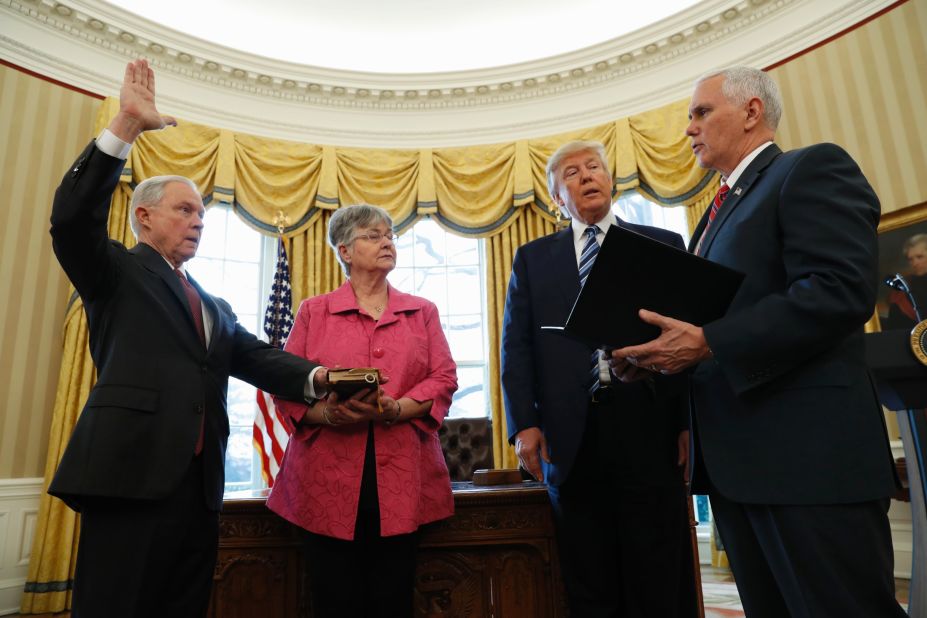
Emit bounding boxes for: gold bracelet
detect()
[384,400,401,426]
[321,407,335,425]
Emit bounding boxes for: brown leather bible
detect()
[326,367,381,399]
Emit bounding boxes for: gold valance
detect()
[97,95,713,240]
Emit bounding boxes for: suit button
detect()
[195,404,204,415]
[372,347,384,358]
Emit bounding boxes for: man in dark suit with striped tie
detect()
[48,59,329,617]
[612,67,905,617]
[501,140,697,617]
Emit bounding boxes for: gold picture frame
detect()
[867,201,927,332]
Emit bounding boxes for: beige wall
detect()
[770,0,927,213]
[0,63,100,479]
[0,0,924,480]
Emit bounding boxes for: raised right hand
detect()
[514,427,550,482]
[109,59,177,143]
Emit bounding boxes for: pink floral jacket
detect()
[267,282,457,540]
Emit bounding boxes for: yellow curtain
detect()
[685,188,718,238]
[231,132,324,230]
[287,210,345,304]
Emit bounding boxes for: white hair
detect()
[697,66,783,130]
[129,175,199,238]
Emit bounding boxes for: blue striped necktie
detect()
[579,225,602,394]
[579,225,600,287]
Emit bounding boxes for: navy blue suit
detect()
[690,143,904,617]
[502,218,696,617]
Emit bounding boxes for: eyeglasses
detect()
[351,230,396,243]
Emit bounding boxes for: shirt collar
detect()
[328,280,424,315]
[724,141,774,189]
[571,211,616,246]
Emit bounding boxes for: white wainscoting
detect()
[0,478,42,616]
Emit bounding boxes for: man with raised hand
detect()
[48,59,326,617]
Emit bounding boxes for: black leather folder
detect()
[546,224,745,349]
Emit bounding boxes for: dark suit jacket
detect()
[48,141,319,511]
[501,218,688,487]
[689,142,898,504]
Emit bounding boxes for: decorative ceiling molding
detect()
[0,0,896,147]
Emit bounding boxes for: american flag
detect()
[253,239,295,487]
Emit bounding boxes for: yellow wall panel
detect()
[0,64,100,478]
[770,0,927,212]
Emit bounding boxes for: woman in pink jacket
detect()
[268,204,458,618]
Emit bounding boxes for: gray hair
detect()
[546,140,611,217]
[903,233,927,254]
[327,203,394,276]
[697,66,783,130]
[129,175,199,238]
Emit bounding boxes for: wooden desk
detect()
[210,481,565,617]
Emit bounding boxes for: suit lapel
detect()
[132,243,207,357]
[695,144,782,256]
[688,211,710,253]
[548,227,580,310]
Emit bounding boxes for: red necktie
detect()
[175,269,206,454]
[175,269,207,346]
[694,183,730,256]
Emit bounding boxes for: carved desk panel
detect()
[210,482,565,618]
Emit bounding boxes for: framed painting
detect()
[874,202,927,331]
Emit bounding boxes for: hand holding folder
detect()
[549,224,744,352]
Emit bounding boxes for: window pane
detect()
[414,267,448,315]
[412,220,446,267]
[394,229,414,255]
[226,212,262,261]
[192,258,224,290]
[445,314,484,362]
[450,366,487,418]
[224,262,260,308]
[390,217,489,418]
[389,266,414,290]
[236,313,260,336]
[613,191,690,245]
[446,233,479,266]
[225,425,255,487]
[227,378,257,427]
[196,207,228,259]
[445,266,481,315]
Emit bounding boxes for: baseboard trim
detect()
[0,576,26,616]
[0,478,44,616]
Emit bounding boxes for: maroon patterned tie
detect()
[694,183,730,256]
[175,269,207,346]
[175,269,206,454]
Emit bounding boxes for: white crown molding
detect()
[0,0,896,147]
